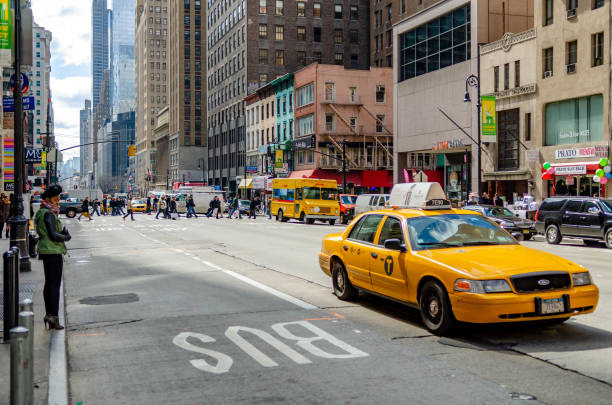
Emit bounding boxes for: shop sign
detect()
[246,166,258,174]
[433,139,464,151]
[555,145,609,159]
[525,150,540,162]
[566,176,575,186]
[481,95,497,143]
[555,165,587,176]
[275,150,283,168]
[25,148,42,164]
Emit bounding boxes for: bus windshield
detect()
[303,187,320,199]
[321,188,338,200]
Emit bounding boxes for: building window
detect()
[543,47,553,77]
[514,60,520,87]
[334,52,343,65]
[376,85,386,103]
[398,4,471,82]
[544,0,553,26]
[525,112,531,141]
[350,5,359,20]
[259,74,268,86]
[297,2,305,17]
[325,82,335,101]
[593,0,604,9]
[297,114,314,136]
[334,29,343,44]
[376,115,385,133]
[259,0,267,14]
[567,0,578,11]
[275,50,284,65]
[275,25,284,41]
[349,87,358,103]
[259,24,268,38]
[297,50,306,65]
[592,32,604,66]
[313,2,321,17]
[401,0,406,13]
[498,109,520,171]
[276,0,284,15]
[297,83,314,107]
[503,63,509,90]
[313,27,321,42]
[567,40,577,70]
[493,66,499,92]
[349,29,359,44]
[334,4,343,19]
[545,94,604,145]
[184,30,190,40]
[325,113,335,132]
[259,49,268,64]
[297,26,306,41]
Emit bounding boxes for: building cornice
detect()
[480,28,536,55]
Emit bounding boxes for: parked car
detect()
[462,204,536,240]
[535,197,612,248]
[59,198,84,218]
[354,194,389,216]
[339,194,357,224]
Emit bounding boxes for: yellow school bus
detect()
[271,178,341,225]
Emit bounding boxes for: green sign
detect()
[0,0,11,50]
[481,95,497,143]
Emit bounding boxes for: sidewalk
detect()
[0,251,61,405]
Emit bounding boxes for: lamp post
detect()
[197,158,206,186]
[463,70,482,197]
[8,0,31,272]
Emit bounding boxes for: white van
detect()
[354,194,390,215]
[176,189,226,214]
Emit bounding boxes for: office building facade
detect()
[92,0,110,113]
[110,0,136,116]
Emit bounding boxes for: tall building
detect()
[134,0,169,194]
[79,100,92,181]
[110,0,136,116]
[167,0,206,187]
[97,111,135,193]
[31,22,52,146]
[92,0,110,113]
[206,0,371,191]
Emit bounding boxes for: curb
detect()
[47,279,67,405]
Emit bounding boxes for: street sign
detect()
[128,144,136,157]
[10,73,29,94]
[3,96,34,112]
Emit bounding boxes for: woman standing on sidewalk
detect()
[35,185,71,330]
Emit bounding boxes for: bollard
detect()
[10,326,30,405]
[19,298,33,314]
[3,250,18,342]
[18,311,34,405]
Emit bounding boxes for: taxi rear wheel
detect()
[332,260,356,301]
[419,281,455,335]
[545,224,562,245]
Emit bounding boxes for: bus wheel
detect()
[306,218,315,225]
[276,210,283,222]
[329,219,336,226]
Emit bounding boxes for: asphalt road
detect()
[62,213,612,404]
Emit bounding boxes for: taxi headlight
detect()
[572,272,592,286]
[454,279,512,293]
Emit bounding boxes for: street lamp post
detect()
[8,0,31,272]
[464,67,482,197]
[197,158,206,185]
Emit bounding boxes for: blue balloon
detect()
[607,172,612,179]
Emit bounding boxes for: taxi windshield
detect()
[341,195,357,204]
[406,214,517,250]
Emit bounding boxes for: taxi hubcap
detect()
[429,299,439,318]
[335,269,345,292]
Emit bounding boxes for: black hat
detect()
[42,184,62,200]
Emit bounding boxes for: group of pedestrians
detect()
[466,192,504,206]
[155,195,180,220]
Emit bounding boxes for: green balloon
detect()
[600,158,608,167]
[543,162,551,170]
[596,169,605,178]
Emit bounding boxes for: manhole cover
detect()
[0,282,37,321]
[80,293,139,305]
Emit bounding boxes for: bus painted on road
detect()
[271,179,340,225]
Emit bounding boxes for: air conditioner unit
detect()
[543,70,553,78]
[567,8,577,19]
[566,63,576,74]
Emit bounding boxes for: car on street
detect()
[339,194,357,224]
[462,204,536,240]
[354,194,389,216]
[59,198,84,218]
[535,197,612,248]
[130,199,147,213]
[238,199,252,215]
[318,183,599,335]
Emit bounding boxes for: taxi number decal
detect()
[384,256,394,275]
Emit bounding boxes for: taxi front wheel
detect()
[332,260,357,301]
[419,281,455,335]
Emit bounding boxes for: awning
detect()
[289,170,316,179]
[549,161,602,175]
[238,178,252,189]
[252,176,272,189]
[362,170,393,188]
[289,170,364,187]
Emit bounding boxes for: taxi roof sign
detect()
[389,182,451,210]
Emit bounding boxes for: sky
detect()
[31,0,92,160]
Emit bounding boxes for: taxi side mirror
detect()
[384,239,407,253]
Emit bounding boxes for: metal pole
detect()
[477,44,482,197]
[18,311,34,405]
[3,250,17,342]
[45,103,51,186]
[342,140,347,193]
[19,298,32,313]
[8,0,32,273]
[10,326,29,405]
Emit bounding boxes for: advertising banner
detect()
[275,150,283,168]
[0,0,11,51]
[481,95,497,143]
[3,137,14,191]
[555,165,587,176]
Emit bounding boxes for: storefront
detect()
[545,162,607,198]
[289,169,393,193]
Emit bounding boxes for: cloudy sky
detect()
[31,0,92,159]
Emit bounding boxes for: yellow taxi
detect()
[318,183,599,335]
[130,199,147,213]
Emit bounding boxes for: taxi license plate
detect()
[540,298,565,314]
[522,229,530,234]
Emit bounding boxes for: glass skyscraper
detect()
[110,0,136,116]
[91,0,109,113]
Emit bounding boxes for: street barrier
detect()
[10,326,30,405]
[19,298,33,313]
[18,311,34,405]
[3,249,19,342]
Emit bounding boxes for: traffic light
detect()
[128,144,136,157]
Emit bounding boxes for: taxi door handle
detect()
[343,245,348,251]
[371,252,378,258]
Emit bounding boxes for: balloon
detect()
[601,177,609,185]
[604,165,612,173]
[547,167,555,175]
[542,172,551,180]
[593,175,600,183]
[607,172,612,179]
[600,158,608,167]
[543,162,551,170]
[596,169,605,178]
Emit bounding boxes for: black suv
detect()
[535,197,612,248]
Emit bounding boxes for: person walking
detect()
[164,196,171,219]
[266,197,272,220]
[206,198,214,217]
[118,198,126,215]
[206,196,221,219]
[123,199,135,221]
[0,193,8,237]
[186,195,198,218]
[169,197,178,219]
[35,185,71,330]
[156,197,166,219]
[102,197,108,215]
[494,193,504,207]
[153,195,159,211]
[77,197,92,221]
[91,199,101,216]
[146,196,152,214]
[249,196,259,219]
[228,195,242,219]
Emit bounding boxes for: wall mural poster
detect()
[481,95,497,143]
[4,137,14,191]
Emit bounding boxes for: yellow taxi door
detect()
[341,214,385,290]
[369,215,410,301]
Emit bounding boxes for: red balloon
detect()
[542,172,551,180]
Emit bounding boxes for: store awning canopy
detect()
[238,178,253,189]
[289,170,316,179]
[549,161,601,170]
[288,169,392,188]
